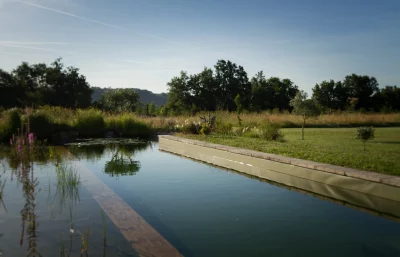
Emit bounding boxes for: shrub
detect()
[356,126,375,151]
[200,124,211,135]
[258,122,284,141]
[29,111,55,139]
[215,121,233,135]
[0,108,21,142]
[181,122,200,134]
[106,114,151,137]
[75,109,105,137]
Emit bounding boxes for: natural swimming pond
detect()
[1,140,400,257]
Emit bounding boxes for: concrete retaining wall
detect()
[159,135,400,219]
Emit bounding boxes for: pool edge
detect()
[158,135,400,203]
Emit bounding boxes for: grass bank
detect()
[0,107,151,142]
[181,127,400,176]
[1,107,399,143]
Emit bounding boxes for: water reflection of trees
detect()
[0,140,152,256]
[104,144,149,178]
[67,141,151,178]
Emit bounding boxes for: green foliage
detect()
[290,91,321,139]
[0,108,21,142]
[56,164,81,188]
[200,124,211,135]
[250,72,299,111]
[101,88,140,113]
[343,74,379,110]
[148,101,156,115]
[105,114,150,137]
[167,60,251,112]
[214,121,233,135]
[0,58,92,109]
[258,123,284,141]
[290,91,321,119]
[29,111,56,139]
[183,127,400,175]
[181,122,201,134]
[312,80,348,111]
[356,127,375,151]
[75,109,105,137]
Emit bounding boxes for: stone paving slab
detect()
[59,146,185,257]
[160,135,400,188]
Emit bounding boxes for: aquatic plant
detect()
[54,164,81,214]
[79,227,91,257]
[0,177,7,212]
[59,235,66,257]
[0,178,5,200]
[100,210,107,247]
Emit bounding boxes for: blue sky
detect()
[0,0,399,94]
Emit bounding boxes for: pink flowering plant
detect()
[9,108,36,170]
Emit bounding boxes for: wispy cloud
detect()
[0,43,64,53]
[15,0,189,47]
[14,0,256,67]
[0,40,71,45]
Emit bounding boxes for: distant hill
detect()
[91,87,168,106]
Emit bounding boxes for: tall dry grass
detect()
[0,107,399,142]
[136,111,400,129]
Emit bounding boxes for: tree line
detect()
[0,58,93,109]
[166,59,400,114]
[0,58,399,114]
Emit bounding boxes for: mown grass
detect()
[182,127,400,176]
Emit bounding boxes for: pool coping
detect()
[159,135,400,188]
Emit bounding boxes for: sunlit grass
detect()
[1,107,399,140]
[183,127,400,175]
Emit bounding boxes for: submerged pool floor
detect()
[1,142,400,257]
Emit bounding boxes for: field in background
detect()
[182,127,400,175]
[137,110,400,129]
[0,106,399,139]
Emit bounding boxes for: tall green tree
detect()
[250,72,298,111]
[0,69,19,108]
[250,71,275,111]
[343,74,379,110]
[374,86,400,111]
[214,60,251,111]
[166,71,192,114]
[190,67,218,111]
[312,80,348,111]
[101,88,140,113]
[0,58,92,108]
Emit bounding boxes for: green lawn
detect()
[181,127,400,176]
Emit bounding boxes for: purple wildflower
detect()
[25,108,31,115]
[10,138,13,146]
[28,133,34,145]
[18,144,22,153]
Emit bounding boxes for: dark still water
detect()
[1,141,400,257]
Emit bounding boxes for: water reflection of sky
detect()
[1,141,400,257]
